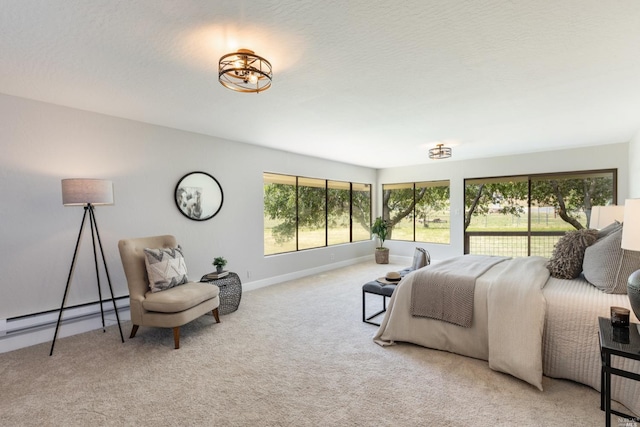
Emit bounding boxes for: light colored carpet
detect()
[0,261,615,426]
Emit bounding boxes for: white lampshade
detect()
[61,179,114,206]
[589,205,625,229]
[621,199,640,251]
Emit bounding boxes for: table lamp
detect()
[621,199,640,322]
[589,205,625,229]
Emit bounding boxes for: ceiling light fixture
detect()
[428,143,452,160]
[218,49,272,93]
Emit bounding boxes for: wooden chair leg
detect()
[129,324,139,339]
[173,327,180,349]
[212,307,220,323]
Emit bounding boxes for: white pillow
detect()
[143,246,189,293]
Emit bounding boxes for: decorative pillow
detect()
[411,247,430,271]
[597,221,622,239]
[547,229,599,279]
[143,246,189,293]
[583,227,640,294]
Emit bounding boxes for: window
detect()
[263,173,372,255]
[352,183,372,242]
[298,177,326,250]
[464,169,616,257]
[327,180,350,245]
[263,173,297,255]
[415,181,451,244]
[381,180,450,244]
[383,182,414,241]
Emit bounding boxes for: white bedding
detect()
[373,256,640,416]
[543,275,640,416]
[487,256,548,391]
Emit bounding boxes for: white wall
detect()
[377,143,630,260]
[629,130,640,198]
[0,93,376,321]
[1,91,634,344]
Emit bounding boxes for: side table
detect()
[362,281,397,326]
[597,316,640,427]
[200,272,242,315]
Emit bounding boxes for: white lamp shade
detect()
[621,199,640,251]
[589,205,625,229]
[61,179,114,206]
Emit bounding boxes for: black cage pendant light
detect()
[428,143,452,160]
[218,49,272,93]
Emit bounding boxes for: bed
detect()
[373,255,640,417]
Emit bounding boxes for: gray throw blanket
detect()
[410,255,509,327]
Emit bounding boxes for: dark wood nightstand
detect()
[597,316,640,427]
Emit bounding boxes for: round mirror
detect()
[174,172,224,221]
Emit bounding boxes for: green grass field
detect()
[388,216,450,244]
[264,217,370,255]
[264,209,587,256]
[467,209,586,232]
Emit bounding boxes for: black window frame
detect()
[263,172,372,256]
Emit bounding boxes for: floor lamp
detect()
[49,179,124,356]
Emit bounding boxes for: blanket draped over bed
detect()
[376,255,550,391]
[486,256,549,391]
[410,255,509,327]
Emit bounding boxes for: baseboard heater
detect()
[1,296,130,338]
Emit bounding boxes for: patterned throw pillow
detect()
[143,246,189,293]
[583,227,640,294]
[411,247,430,271]
[547,229,599,279]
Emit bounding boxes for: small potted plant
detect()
[213,256,227,273]
[371,216,390,264]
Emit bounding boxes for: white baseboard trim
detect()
[242,255,413,292]
[0,299,130,354]
[242,255,376,292]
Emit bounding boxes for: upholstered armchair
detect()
[118,235,220,349]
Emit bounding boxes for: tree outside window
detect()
[464,170,616,257]
[263,173,372,255]
[381,180,450,244]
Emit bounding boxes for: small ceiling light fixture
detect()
[218,48,272,93]
[428,143,452,160]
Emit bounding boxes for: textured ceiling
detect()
[2,1,640,168]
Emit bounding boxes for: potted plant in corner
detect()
[213,256,227,273]
[372,216,390,264]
